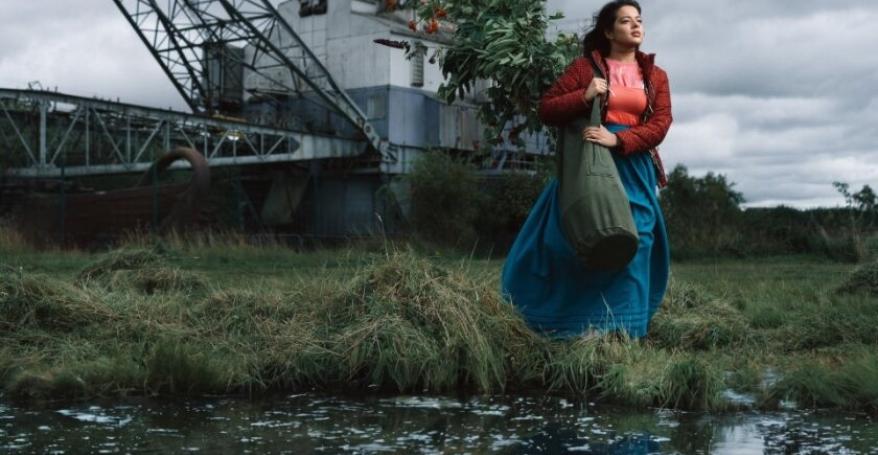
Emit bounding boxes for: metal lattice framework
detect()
[112,0,392,162]
[0,88,361,177]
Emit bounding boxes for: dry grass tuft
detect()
[328,247,545,393]
[78,248,164,282]
[0,271,113,331]
[648,279,750,350]
[77,248,206,294]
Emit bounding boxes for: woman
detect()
[501,0,672,339]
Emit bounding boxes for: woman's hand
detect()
[583,77,609,103]
[582,125,619,148]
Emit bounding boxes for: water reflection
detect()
[0,395,876,453]
[502,420,662,454]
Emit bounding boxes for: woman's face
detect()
[605,5,643,48]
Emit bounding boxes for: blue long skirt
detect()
[500,124,670,339]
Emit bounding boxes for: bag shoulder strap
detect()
[588,54,605,80]
[585,55,604,126]
[555,55,605,174]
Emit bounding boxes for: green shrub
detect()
[836,260,878,296]
[660,165,744,259]
[474,172,546,251]
[407,152,482,247]
[821,233,868,263]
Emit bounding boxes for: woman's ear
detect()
[604,28,614,42]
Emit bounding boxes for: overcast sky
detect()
[1,1,876,208]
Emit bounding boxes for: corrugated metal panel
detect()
[438,102,457,148]
[260,173,309,225]
[439,102,480,151]
[366,92,387,119]
[312,176,379,237]
[384,87,484,152]
[314,179,345,236]
[387,88,429,147]
[344,178,378,235]
[203,43,244,110]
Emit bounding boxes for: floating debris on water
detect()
[1,394,876,453]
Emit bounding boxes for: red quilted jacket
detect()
[538,49,672,188]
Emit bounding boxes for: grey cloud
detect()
[637,1,878,207]
[663,98,878,207]
[680,151,878,208]
[0,1,186,109]
[671,93,843,129]
[654,9,877,98]
[547,1,878,99]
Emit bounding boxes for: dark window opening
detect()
[299,0,328,17]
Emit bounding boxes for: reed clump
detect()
[326,248,546,393]
[5,369,90,401]
[141,338,230,395]
[257,317,335,389]
[0,270,112,331]
[658,356,723,409]
[77,248,206,294]
[546,335,723,410]
[196,289,280,334]
[112,268,207,295]
[77,248,163,281]
[765,352,878,413]
[648,280,750,350]
[546,334,633,397]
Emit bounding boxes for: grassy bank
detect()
[1,232,877,413]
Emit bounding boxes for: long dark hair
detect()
[582,0,642,56]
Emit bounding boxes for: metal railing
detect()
[0,88,363,177]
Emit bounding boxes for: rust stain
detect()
[5,147,211,247]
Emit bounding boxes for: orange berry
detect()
[428,19,439,33]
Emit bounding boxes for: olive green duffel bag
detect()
[555,90,638,271]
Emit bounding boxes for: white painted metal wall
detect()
[256,0,479,98]
[244,0,548,177]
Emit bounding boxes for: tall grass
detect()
[765,351,878,413]
[2,232,878,414]
[648,280,752,350]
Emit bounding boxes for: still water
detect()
[1,393,876,454]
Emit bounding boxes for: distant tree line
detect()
[660,165,877,261]
[405,154,878,262]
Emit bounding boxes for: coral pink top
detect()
[605,59,647,126]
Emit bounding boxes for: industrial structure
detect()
[0,0,550,241]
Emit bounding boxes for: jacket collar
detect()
[589,49,656,79]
